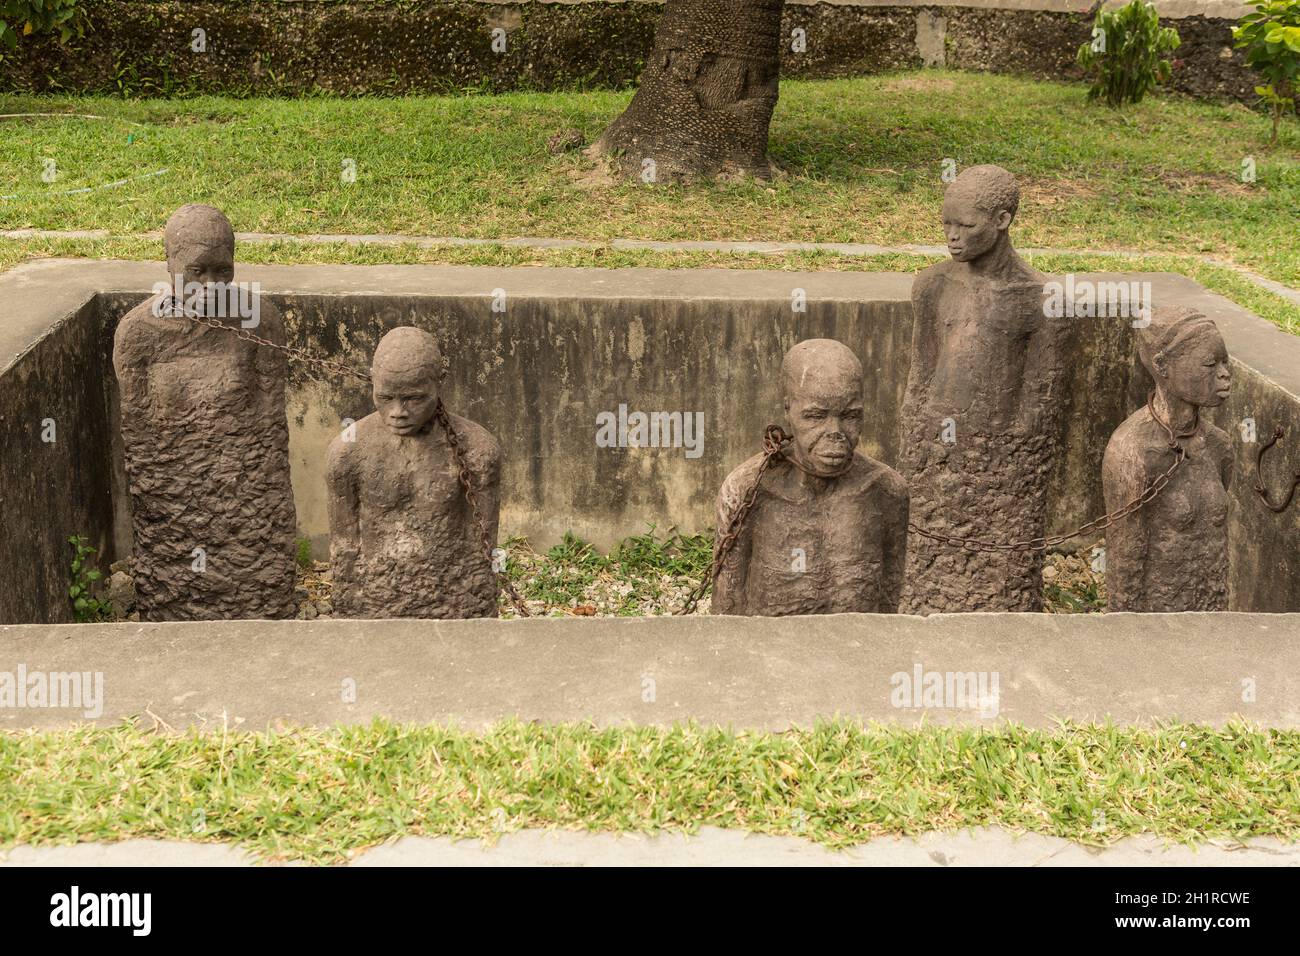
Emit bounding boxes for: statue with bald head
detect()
[1103,307,1233,611]
[712,339,909,616]
[326,326,502,619]
[898,165,1063,613]
[113,203,298,620]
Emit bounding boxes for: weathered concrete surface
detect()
[0,295,116,625]
[2,260,1297,621]
[0,613,1296,731]
[0,1,1257,103]
[1,827,1293,867]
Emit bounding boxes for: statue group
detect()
[114,172,1235,622]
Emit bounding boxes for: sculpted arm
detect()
[326,439,362,611]
[1020,294,1067,437]
[113,312,155,426]
[251,299,290,403]
[472,436,503,555]
[1101,436,1148,610]
[903,272,942,418]
[710,471,754,615]
[879,476,910,613]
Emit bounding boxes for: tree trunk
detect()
[591,0,785,183]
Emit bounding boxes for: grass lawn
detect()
[1,720,1296,864]
[1,71,1297,330]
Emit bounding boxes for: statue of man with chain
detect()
[326,326,502,619]
[113,204,298,620]
[711,339,909,616]
[898,165,1064,613]
[1102,307,1233,611]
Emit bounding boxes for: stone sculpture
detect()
[898,165,1063,613]
[1102,307,1233,612]
[712,339,909,616]
[326,327,501,619]
[113,204,298,620]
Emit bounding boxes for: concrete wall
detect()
[1,260,1297,623]
[0,0,1261,103]
[0,293,117,626]
[2,611,1297,730]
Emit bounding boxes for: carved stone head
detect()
[371,327,444,437]
[163,204,235,290]
[1137,307,1231,409]
[941,165,1020,263]
[781,339,864,479]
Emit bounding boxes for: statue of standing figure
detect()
[712,339,910,616]
[1103,307,1233,611]
[898,165,1063,613]
[113,204,298,620]
[326,327,502,619]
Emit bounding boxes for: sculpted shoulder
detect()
[327,413,373,477]
[836,452,909,502]
[718,452,768,519]
[249,295,285,345]
[911,260,956,304]
[112,295,170,367]
[447,413,501,482]
[1104,408,1159,477]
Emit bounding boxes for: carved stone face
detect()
[1154,327,1231,409]
[784,365,864,479]
[372,365,439,437]
[165,239,235,293]
[941,192,1011,263]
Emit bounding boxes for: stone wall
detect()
[0,0,1261,103]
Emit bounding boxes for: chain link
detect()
[160,300,529,616]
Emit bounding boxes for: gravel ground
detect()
[102,538,1109,620]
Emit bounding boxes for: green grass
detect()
[1,70,1296,285]
[1,720,1296,863]
[503,528,712,614]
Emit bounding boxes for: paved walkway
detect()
[3,230,1296,307]
[2,828,1294,867]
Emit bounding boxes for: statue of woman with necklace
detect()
[1102,306,1235,612]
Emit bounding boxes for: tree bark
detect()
[591,0,785,183]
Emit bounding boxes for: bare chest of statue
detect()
[354,433,466,557]
[926,275,1042,429]
[740,471,887,615]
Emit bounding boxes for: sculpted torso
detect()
[113,295,298,621]
[327,412,500,619]
[1103,412,1232,612]
[910,261,1054,437]
[713,452,909,616]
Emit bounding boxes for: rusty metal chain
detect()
[677,424,791,615]
[173,301,373,386]
[1253,425,1300,514]
[906,447,1186,554]
[159,299,529,616]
